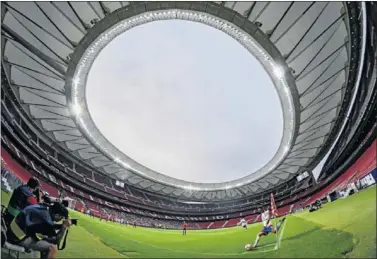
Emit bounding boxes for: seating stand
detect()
[4,242,35,259]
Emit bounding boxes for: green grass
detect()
[1,186,376,258]
[295,186,377,258]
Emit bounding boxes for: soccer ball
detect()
[245,244,252,251]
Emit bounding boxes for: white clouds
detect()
[86,20,283,183]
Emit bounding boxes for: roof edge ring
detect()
[65,2,299,191]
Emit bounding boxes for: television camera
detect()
[1,198,78,251]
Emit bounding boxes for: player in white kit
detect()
[238,218,248,231]
[251,207,285,249]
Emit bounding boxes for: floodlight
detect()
[72,78,80,88]
[72,103,82,116]
[274,66,285,78]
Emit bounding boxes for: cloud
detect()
[86,20,283,183]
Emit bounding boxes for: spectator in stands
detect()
[4,177,41,226]
[8,202,72,259]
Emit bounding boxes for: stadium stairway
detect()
[226,218,239,227]
[221,220,229,228]
[206,222,214,229]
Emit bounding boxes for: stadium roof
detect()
[1,1,366,200]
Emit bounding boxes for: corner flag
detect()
[270,193,278,217]
[270,193,279,248]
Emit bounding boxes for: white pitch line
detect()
[275,218,288,250]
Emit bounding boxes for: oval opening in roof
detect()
[86,20,283,184]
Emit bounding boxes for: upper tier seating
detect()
[1,134,375,229]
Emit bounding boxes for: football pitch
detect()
[1,186,376,258]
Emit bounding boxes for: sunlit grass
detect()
[1,186,375,258]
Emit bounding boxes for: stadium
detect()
[1,1,376,258]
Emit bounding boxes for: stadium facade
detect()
[1,1,376,225]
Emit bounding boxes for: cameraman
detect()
[4,177,41,226]
[8,202,72,259]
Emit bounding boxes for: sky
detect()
[86,20,284,184]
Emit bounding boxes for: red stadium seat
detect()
[1,138,375,230]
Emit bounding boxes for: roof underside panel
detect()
[1,1,351,201]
